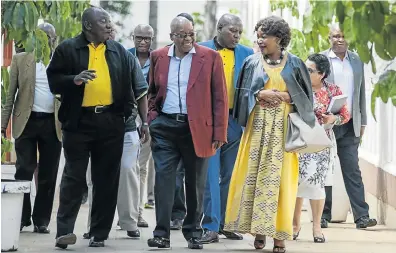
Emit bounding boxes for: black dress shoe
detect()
[356,216,377,229]
[187,238,203,250]
[219,228,243,240]
[200,230,219,244]
[127,230,140,238]
[137,216,149,228]
[55,233,77,249]
[321,218,329,228]
[20,220,32,231]
[55,243,68,249]
[170,219,183,230]
[147,237,170,248]
[83,232,90,239]
[34,225,50,234]
[89,237,105,247]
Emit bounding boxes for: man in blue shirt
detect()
[128,24,154,228]
[199,13,254,244]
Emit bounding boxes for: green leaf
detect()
[370,44,377,74]
[356,43,370,64]
[352,1,365,10]
[23,2,30,31]
[386,26,396,57]
[2,1,16,27]
[380,1,390,15]
[335,1,345,24]
[355,11,370,43]
[370,2,384,33]
[342,16,355,43]
[371,83,379,121]
[28,1,39,31]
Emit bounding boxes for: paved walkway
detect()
[17,199,396,253]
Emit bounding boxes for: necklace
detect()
[263,50,285,65]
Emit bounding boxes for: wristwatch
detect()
[142,122,149,127]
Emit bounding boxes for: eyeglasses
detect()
[307,68,320,74]
[171,32,196,39]
[134,36,153,43]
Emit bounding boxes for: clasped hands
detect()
[257,89,291,108]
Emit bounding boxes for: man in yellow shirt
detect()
[199,14,254,244]
[47,7,148,249]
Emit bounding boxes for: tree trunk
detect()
[203,0,218,41]
[149,0,159,49]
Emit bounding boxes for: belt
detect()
[161,113,188,122]
[30,111,54,118]
[81,105,113,114]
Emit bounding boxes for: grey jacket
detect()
[321,49,367,137]
[232,52,315,128]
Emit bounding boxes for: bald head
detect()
[38,23,56,49]
[133,24,154,54]
[170,17,192,33]
[134,24,154,36]
[216,13,243,49]
[217,13,242,30]
[81,7,112,44]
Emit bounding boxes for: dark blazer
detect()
[321,49,366,137]
[147,44,228,158]
[233,52,315,127]
[47,33,145,131]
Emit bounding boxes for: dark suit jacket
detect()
[147,44,228,158]
[47,33,146,131]
[321,49,366,137]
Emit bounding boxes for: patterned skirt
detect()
[224,103,298,240]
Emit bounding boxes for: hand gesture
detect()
[322,113,337,124]
[74,70,97,85]
[257,89,283,107]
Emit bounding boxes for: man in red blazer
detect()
[147,16,228,250]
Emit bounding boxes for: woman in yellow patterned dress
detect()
[224,16,316,253]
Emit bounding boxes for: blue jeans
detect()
[202,116,242,232]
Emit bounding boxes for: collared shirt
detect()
[162,45,196,114]
[328,50,354,113]
[82,43,113,107]
[134,50,150,81]
[33,62,55,113]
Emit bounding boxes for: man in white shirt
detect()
[320,24,377,229]
[1,23,62,234]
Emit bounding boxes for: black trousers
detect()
[56,111,124,240]
[14,114,61,226]
[150,114,208,240]
[322,120,369,222]
[171,160,186,221]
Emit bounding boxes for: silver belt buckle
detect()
[176,114,186,122]
[94,105,104,114]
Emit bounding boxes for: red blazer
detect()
[147,44,228,158]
